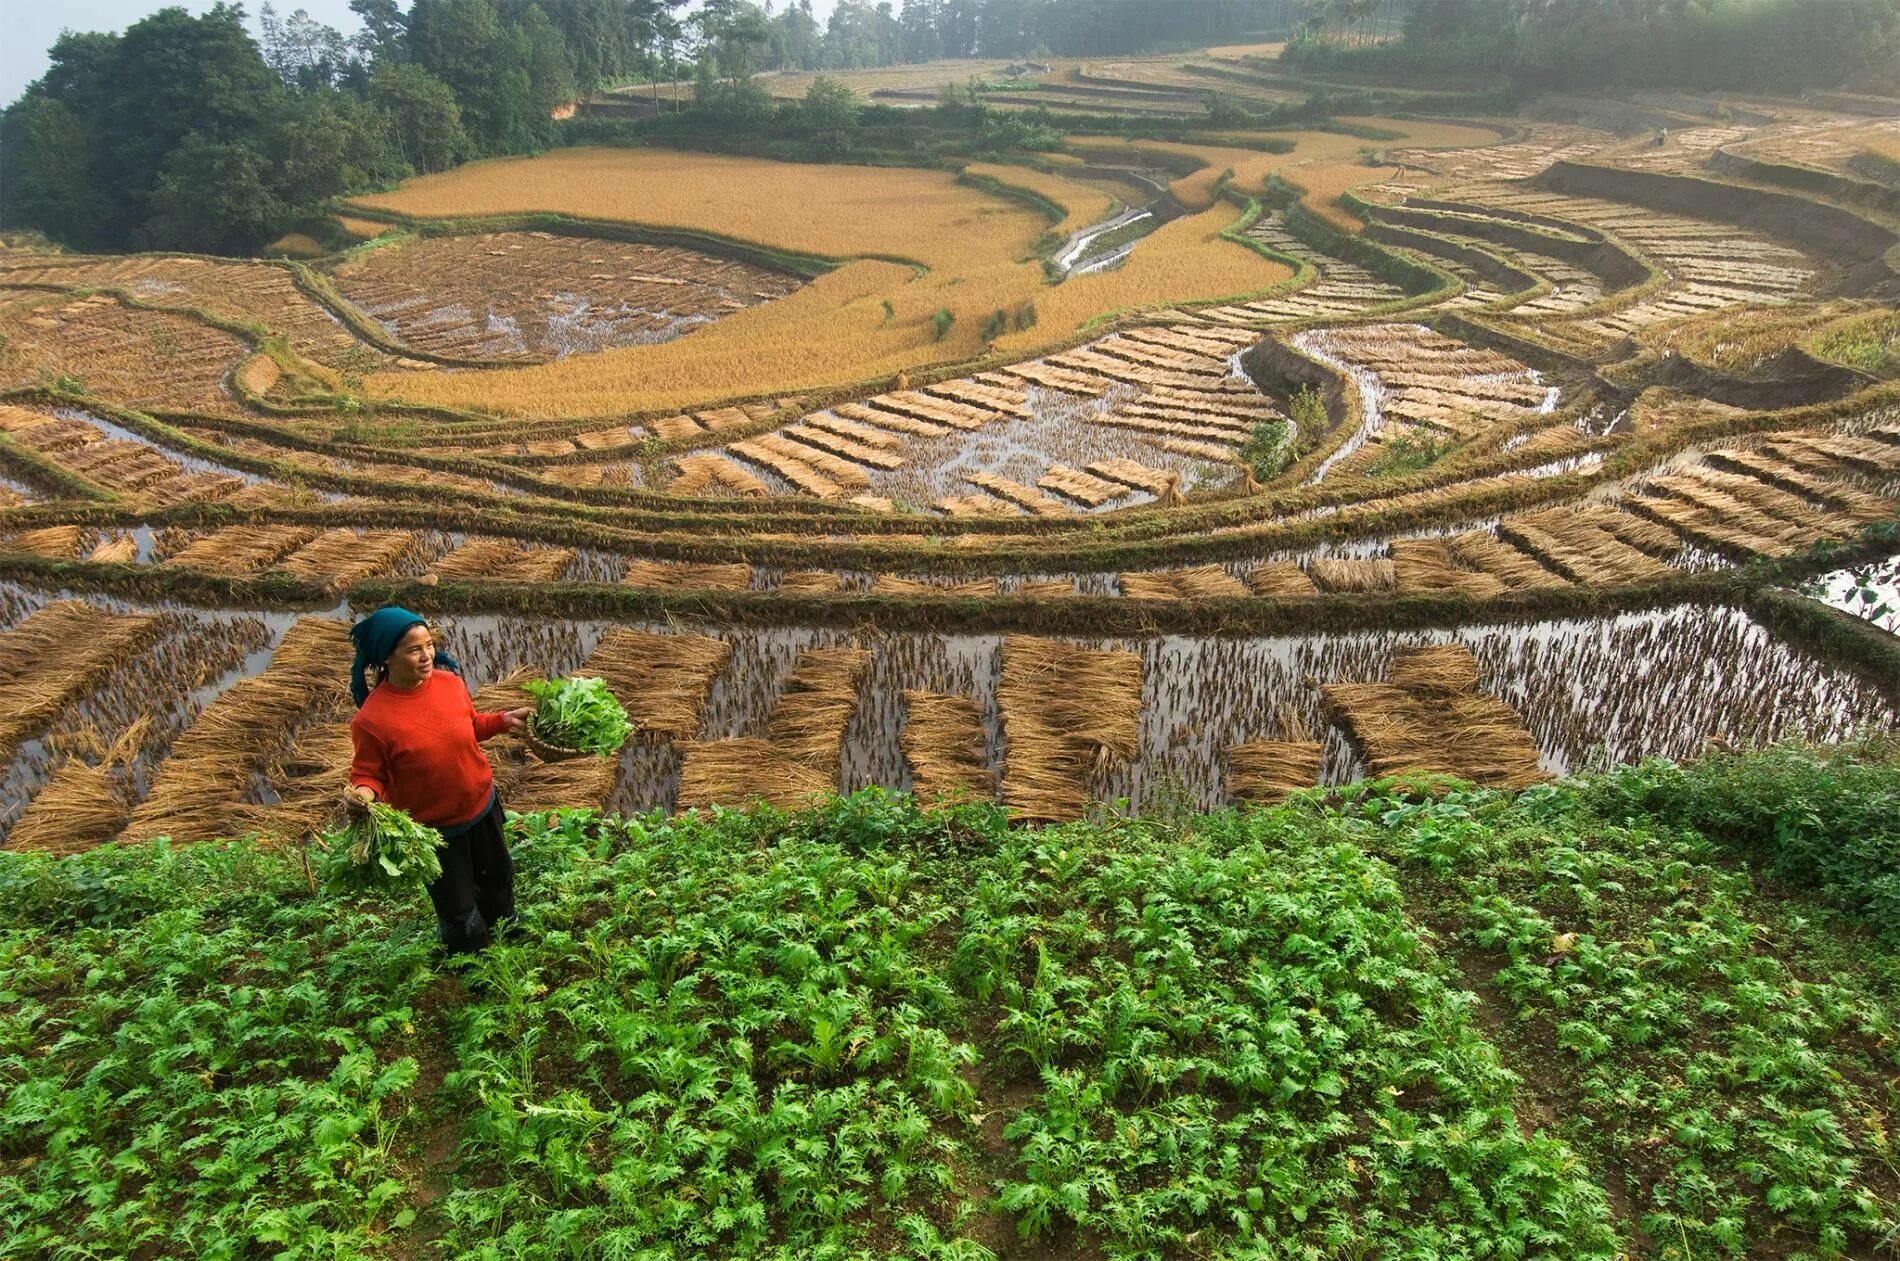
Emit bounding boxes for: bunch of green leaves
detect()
[317,802,444,894]
[523,674,634,755]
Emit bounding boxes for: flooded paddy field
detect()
[2,586,1886,849]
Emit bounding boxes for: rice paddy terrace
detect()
[3,88,1900,855]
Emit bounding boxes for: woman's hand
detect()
[343,785,376,816]
[501,707,534,734]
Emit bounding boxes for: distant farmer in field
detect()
[343,606,532,954]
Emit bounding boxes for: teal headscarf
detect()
[349,606,462,707]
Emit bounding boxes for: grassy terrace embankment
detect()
[3,744,1897,1260]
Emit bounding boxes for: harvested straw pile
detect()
[901,691,993,800]
[1308,557,1397,594]
[234,717,354,843]
[1500,510,1672,585]
[1016,579,1076,598]
[965,472,1071,517]
[621,560,753,592]
[1446,531,1569,590]
[935,495,1019,518]
[998,636,1142,821]
[779,570,843,595]
[0,602,159,760]
[676,739,834,810]
[433,538,574,583]
[124,618,350,844]
[1391,540,1508,599]
[730,438,844,499]
[1227,709,1322,805]
[1037,465,1130,508]
[166,525,317,575]
[1389,644,1482,694]
[873,574,1001,598]
[7,761,127,854]
[584,629,731,740]
[2,526,86,558]
[511,754,618,812]
[669,453,769,498]
[280,530,416,592]
[1323,644,1546,790]
[1086,457,1174,495]
[1226,738,1323,804]
[87,536,138,565]
[1249,561,1318,597]
[1119,565,1248,600]
[768,646,872,764]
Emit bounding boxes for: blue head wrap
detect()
[348,606,461,706]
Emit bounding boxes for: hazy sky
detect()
[3,0,843,107]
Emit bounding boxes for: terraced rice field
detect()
[0,597,1886,850]
[2,88,1898,853]
[332,231,802,361]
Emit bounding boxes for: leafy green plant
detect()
[1286,383,1327,446]
[1585,740,1900,932]
[1239,418,1292,480]
[1351,775,1900,1258]
[318,801,444,893]
[1367,427,1453,475]
[931,307,956,341]
[522,675,634,755]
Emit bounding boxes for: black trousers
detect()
[424,795,514,954]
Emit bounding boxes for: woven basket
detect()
[525,729,590,764]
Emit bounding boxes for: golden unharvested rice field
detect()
[352,147,1294,415]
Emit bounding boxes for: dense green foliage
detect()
[1284,0,1900,94]
[1,0,1298,256]
[1354,774,1900,1258]
[1366,428,1452,476]
[320,801,447,893]
[1240,418,1293,480]
[523,675,635,755]
[0,0,572,254]
[1587,739,1900,934]
[3,749,1896,1258]
[718,0,1297,71]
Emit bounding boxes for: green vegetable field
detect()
[3,746,1896,1260]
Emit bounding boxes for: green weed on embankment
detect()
[2,748,1897,1259]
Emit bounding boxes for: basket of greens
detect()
[318,802,444,895]
[522,675,634,762]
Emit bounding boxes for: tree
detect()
[146,136,287,253]
[409,0,552,151]
[369,62,472,171]
[350,0,411,63]
[802,75,861,157]
[0,97,111,247]
[272,89,405,204]
[100,5,284,232]
[259,5,356,88]
[698,0,774,80]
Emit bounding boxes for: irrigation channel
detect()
[0,583,1888,849]
[1049,166,1186,277]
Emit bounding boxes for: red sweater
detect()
[349,671,509,828]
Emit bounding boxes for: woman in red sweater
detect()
[344,607,531,953]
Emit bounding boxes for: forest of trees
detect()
[7,0,1899,258]
[0,0,1291,255]
[1284,0,1900,94]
